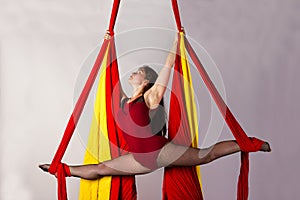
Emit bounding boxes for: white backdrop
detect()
[1,0,300,199]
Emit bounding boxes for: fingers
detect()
[104,30,112,40]
[174,27,184,42]
[180,27,185,33]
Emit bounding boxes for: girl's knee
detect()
[96,163,110,176]
[200,146,216,164]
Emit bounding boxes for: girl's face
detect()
[128,68,148,87]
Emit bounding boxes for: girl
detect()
[40,32,271,179]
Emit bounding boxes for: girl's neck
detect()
[127,93,143,103]
[128,88,143,103]
[131,86,144,99]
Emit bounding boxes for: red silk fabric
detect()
[184,36,264,200]
[48,39,110,200]
[49,37,137,200]
[108,0,121,35]
[163,2,204,199]
[56,163,71,200]
[171,0,183,31]
[169,1,265,196]
[105,37,137,200]
[48,0,137,199]
[48,0,264,199]
[163,34,203,200]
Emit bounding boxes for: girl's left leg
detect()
[157,139,270,168]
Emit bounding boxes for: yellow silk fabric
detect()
[79,44,112,200]
[179,32,203,190]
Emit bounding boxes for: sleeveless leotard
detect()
[116,95,169,169]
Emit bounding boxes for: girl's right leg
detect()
[39,154,152,180]
[67,154,152,180]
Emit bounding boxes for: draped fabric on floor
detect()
[47,0,264,200]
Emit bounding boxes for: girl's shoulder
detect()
[120,97,130,108]
[143,90,160,110]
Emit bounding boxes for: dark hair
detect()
[139,65,167,137]
[139,65,158,93]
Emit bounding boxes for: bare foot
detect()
[260,142,271,152]
[39,164,50,172]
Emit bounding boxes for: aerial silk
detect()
[48,1,137,199]
[78,34,137,199]
[47,0,264,200]
[163,31,203,200]
[168,1,264,199]
[79,1,136,199]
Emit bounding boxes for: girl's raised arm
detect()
[145,36,178,108]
